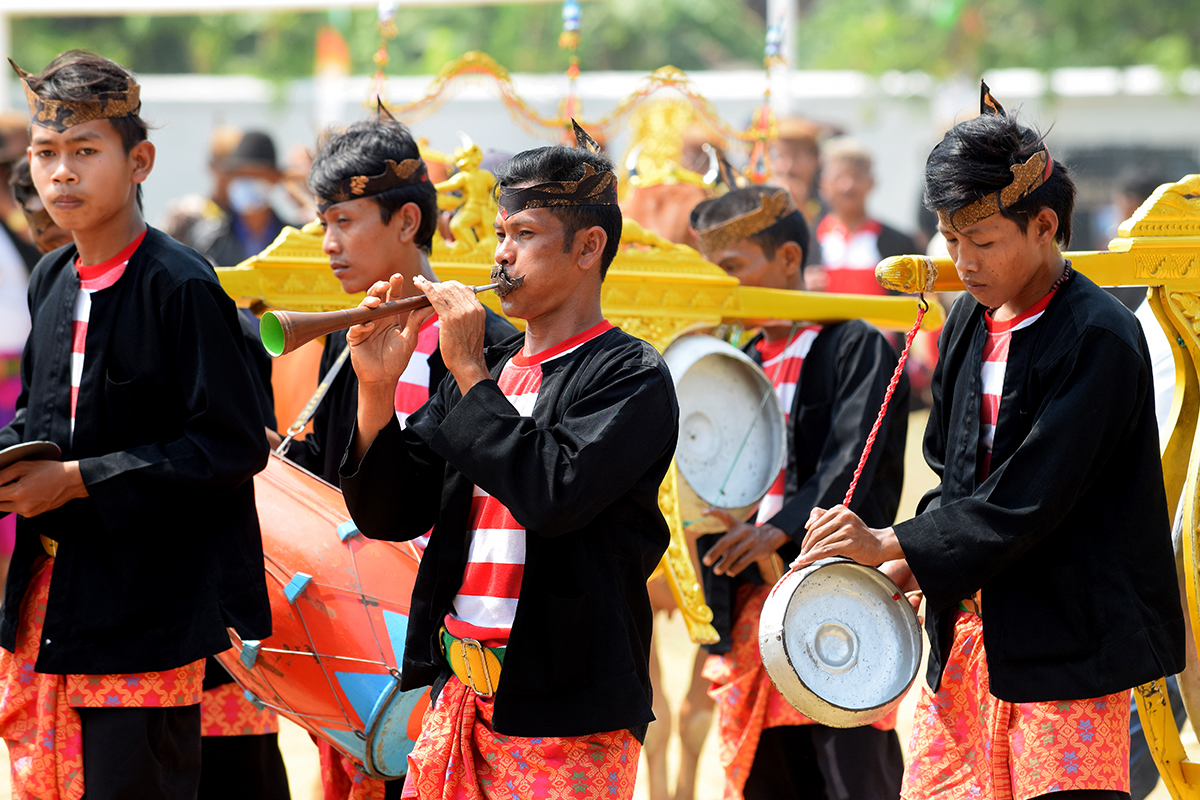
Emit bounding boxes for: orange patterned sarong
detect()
[702,583,897,800]
[314,736,388,800]
[400,675,641,800]
[201,682,279,737]
[902,611,1130,800]
[0,558,208,799]
[0,559,83,800]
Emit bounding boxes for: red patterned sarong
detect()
[702,583,896,800]
[0,558,209,799]
[0,558,83,800]
[201,682,279,737]
[401,675,640,799]
[902,611,1130,800]
[314,736,388,800]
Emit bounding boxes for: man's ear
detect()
[390,201,424,244]
[777,240,803,278]
[576,225,607,274]
[1032,207,1059,245]
[130,140,155,185]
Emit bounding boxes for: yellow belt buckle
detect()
[39,536,58,558]
[442,628,501,696]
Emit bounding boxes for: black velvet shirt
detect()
[896,272,1185,701]
[0,227,271,675]
[341,325,678,740]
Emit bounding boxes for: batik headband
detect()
[314,100,430,213]
[692,188,798,259]
[9,58,141,134]
[937,81,1054,232]
[315,157,429,213]
[495,120,618,218]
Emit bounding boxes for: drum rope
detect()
[713,321,800,507]
[841,296,928,507]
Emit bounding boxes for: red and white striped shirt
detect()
[978,289,1059,481]
[815,217,887,296]
[70,232,145,441]
[755,326,822,524]
[394,314,440,429]
[444,320,613,648]
[394,314,441,553]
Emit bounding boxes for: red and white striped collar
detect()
[511,320,613,367]
[75,230,145,292]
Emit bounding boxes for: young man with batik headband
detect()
[281,111,515,800]
[279,112,515,486]
[795,83,1185,800]
[0,51,274,800]
[339,123,678,800]
[689,185,908,800]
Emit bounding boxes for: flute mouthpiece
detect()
[875,255,937,294]
[491,265,525,297]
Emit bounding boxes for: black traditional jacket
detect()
[341,326,678,739]
[896,272,1185,702]
[699,320,909,651]
[285,310,517,485]
[0,227,271,674]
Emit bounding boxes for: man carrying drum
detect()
[339,125,679,799]
[689,186,909,800]
[278,103,518,800]
[797,85,1185,800]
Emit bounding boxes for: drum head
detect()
[663,335,785,530]
[760,558,921,728]
[0,441,62,471]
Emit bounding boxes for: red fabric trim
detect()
[511,320,612,367]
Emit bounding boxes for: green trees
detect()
[9,0,1200,79]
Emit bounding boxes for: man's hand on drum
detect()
[0,460,88,517]
[879,558,924,619]
[701,508,791,580]
[411,275,490,398]
[794,504,904,570]
[349,273,433,458]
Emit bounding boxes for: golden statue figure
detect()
[435,141,497,253]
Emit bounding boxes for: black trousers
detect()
[78,705,202,800]
[743,724,904,800]
[199,733,291,800]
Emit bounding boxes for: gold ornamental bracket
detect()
[875,174,1200,800]
[217,216,946,648]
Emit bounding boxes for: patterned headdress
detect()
[314,100,429,213]
[692,187,798,260]
[496,120,618,218]
[9,58,141,134]
[937,81,1054,232]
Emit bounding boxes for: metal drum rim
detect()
[760,556,922,727]
[663,333,788,523]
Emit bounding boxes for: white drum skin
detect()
[759,557,923,728]
[662,334,787,534]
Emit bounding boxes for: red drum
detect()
[215,454,430,778]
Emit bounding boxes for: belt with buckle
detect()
[440,626,504,697]
[958,589,982,616]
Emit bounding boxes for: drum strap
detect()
[841,297,929,507]
[275,343,352,457]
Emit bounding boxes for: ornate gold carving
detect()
[1137,253,1199,281]
[1119,174,1200,238]
[1168,292,1200,336]
[656,461,719,644]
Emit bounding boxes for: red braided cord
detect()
[841,301,928,508]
